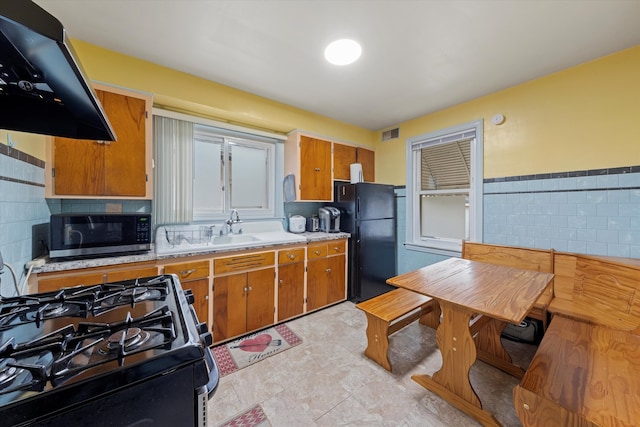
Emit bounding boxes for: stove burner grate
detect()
[100,327,151,354]
[0,362,18,389]
[51,305,177,384]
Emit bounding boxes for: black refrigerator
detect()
[333,182,397,302]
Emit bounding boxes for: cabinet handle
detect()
[315,168,320,172]
[326,268,331,273]
[205,295,209,300]
[243,286,253,292]
[179,268,196,276]
[279,279,284,284]
[333,246,340,252]
[288,254,296,260]
[314,250,322,256]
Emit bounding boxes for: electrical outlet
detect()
[26,259,46,268]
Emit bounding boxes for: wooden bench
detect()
[356,287,438,371]
[513,253,640,427]
[462,241,554,330]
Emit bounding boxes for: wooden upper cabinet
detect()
[333,143,357,181]
[47,83,153,199]
[285,132,374,199]
[333,143,375,182]
[357,147,375,182]
[285,132,332,201]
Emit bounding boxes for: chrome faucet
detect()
[223,209,242,235]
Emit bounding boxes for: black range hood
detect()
[0,0,115,141]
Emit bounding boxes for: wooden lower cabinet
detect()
[213,268,275,342]
[106,266,159,283]
[184,278,210,327]
[277,247,305,321]
[35,263,158,293]
[306,240,347,311]
[33,240,347,344]
[164,260,210,327]
[37,272,105,293]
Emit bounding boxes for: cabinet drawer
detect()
[327,240,346,255]
[214,252,275,275]
[278,248,305,265]
[164,260,210,281]
[308,243,328,259]
[38,273,105,293]
[107,266,159,283]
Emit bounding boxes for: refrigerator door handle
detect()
[356,197,360,217]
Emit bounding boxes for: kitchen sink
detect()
[155,220,306,255]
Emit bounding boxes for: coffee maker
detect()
[318,207,341,232]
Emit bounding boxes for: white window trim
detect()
[405,119,483,256]
[154,107,286,224]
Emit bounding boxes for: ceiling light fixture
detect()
[324,39,361,65]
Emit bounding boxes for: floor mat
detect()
[212,323,302,376]
[217,404,270,427]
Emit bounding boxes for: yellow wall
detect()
[8,40,638,175]
[0,131,46,159]
[71,39,375,147]
[376,45,640,184]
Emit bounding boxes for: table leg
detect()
[411,301,502,427]
[475,319,526,379]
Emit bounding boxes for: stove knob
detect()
[196,322,208,334]
[200,331,213,347]
[184,289,195,305]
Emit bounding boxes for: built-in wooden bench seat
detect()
[462,242,554,330]
[356,287,438,371]
[513,253,640,427]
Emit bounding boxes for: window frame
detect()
[153,108,285,225]
[405,119,483,255]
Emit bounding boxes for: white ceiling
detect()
[35,0,640,131]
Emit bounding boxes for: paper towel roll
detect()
[350,163,363,183]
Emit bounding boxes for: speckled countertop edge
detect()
[35,232,350,273]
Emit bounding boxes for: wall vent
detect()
[381,127,400,141]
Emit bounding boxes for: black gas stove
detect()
[0,274,219,426]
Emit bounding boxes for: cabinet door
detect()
[213,273,248,342]
[52,88,149,197]
[306,257,328,311]
[246,268,275,332]
[53,130,105,196]
[300,136,332,200]
[357,147,375,182]
[102,90,147,196]
[326,254,346,305]
[333,143,357,181]
[185,278,210,327]
[278,262,305,321]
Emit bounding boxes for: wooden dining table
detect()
[386,257,554,427]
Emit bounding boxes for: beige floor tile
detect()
[208,301,535,426]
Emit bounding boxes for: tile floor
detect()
[208,301,537,426]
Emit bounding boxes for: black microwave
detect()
[50,213,152,259]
